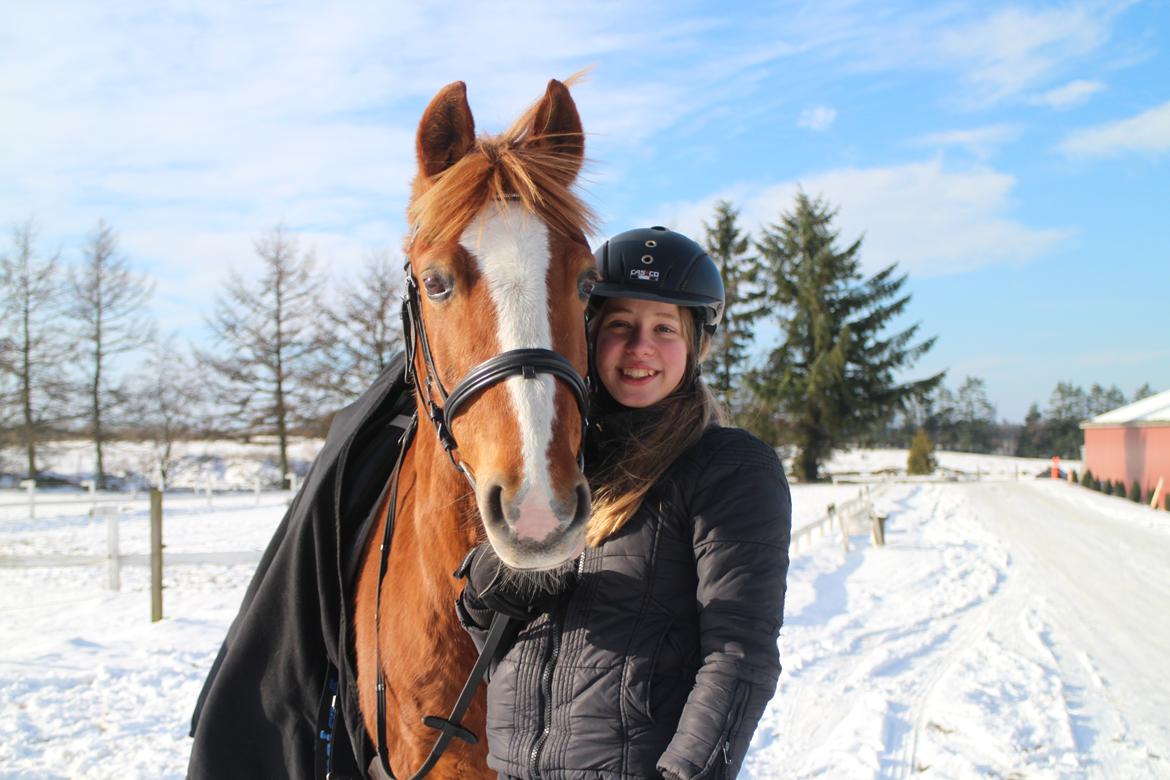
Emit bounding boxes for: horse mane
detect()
[407,83,598,248]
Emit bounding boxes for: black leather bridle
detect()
[400,265,590,486]
[367,253,589,780]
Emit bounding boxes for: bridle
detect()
[366,231,590,780]
[400,262,589,488]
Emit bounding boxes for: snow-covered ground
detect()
[1,448,1165,779]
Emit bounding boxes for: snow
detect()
[2,448,1168,779]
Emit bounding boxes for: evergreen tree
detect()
[702,201,767,415]
[1042,381,1087,459]
[953,376,996,452]
[1015,402,1045,457]
[1128,481,1143,502]
[907,429,936,475]
[197,225,328,487]
[1132,382,1154,402]
[1086,383,1126,416]
[751,192,943,481]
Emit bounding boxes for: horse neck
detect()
[399,410,481,590]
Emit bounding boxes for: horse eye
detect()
[422,272,452,300]
[578,269,599,301]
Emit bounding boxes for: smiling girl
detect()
[457,226,792,780]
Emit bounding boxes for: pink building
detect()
[1080,389,1170,500]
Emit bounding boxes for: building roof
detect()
[1084,388,1170,426]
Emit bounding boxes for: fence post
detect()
[1151,477,1165,510]
[285,472,298,496]
[151,488,163,622]
[81,479,96,513]
[101,507,121,591]
[254,476,262,506]
[20,479,35,521]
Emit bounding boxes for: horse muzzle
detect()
[479,477,590,570]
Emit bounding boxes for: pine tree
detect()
[751,192,943,481]
[1044,381,1088,459]
[953,376,996,453]
[907,429,936,475]
[1128,481,1142,502]
[1132,382,1154,402]
[702,201,767,416]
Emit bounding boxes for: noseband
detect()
[400,263,589,487]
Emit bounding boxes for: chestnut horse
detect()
[352,79,596,779]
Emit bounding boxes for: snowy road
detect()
[745,480,1170,780]
[969,481,1170,772]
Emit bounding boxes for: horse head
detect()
[404,79,595,571]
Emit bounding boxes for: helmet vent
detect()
[644,240,657,247]
[640,254,654,264]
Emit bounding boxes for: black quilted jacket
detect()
[459,425,792,780]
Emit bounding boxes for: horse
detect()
[352,78,597,779]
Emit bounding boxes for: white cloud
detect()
[646,158,1071,278]
[798,105,837,131]
[1060,99,1170,158]
[911,124,1022,159]
[936,6,1113,107]
[1030,79,1106,109]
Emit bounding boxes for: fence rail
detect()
[791,483,890,556]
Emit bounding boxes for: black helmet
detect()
[590,226,725,334]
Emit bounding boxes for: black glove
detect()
[455,542,552,621]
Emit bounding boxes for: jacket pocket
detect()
[694,680,750,780]
[621,612,675,727]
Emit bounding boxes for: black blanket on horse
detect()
[188,354,414,780]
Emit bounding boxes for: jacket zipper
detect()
[696,681,750,780]
[527,552,584,778]
[528,603,565,778]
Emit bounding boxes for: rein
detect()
[366,249,589,780]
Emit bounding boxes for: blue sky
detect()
[2,0,1168,421]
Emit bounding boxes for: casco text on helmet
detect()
[590,226,725,335]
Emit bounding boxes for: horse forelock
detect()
[406,131,596,251]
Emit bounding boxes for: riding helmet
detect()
[590,226,725,335]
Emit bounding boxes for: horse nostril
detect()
[573,482,591,526]
[487,483,505,525]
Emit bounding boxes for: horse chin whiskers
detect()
[497,558,577,596]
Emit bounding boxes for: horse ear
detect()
[417,81,476,179]
[524,79,584,183]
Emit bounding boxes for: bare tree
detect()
[69,220,155,489]
[314,248,404,401]
[1,219,73,478]
[129,334,203,488]
[198,225,326,488]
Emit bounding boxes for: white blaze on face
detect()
[461,202,560,541]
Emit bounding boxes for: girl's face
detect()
[594,297,690,408]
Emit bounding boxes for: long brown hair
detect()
[585,305,725,546]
